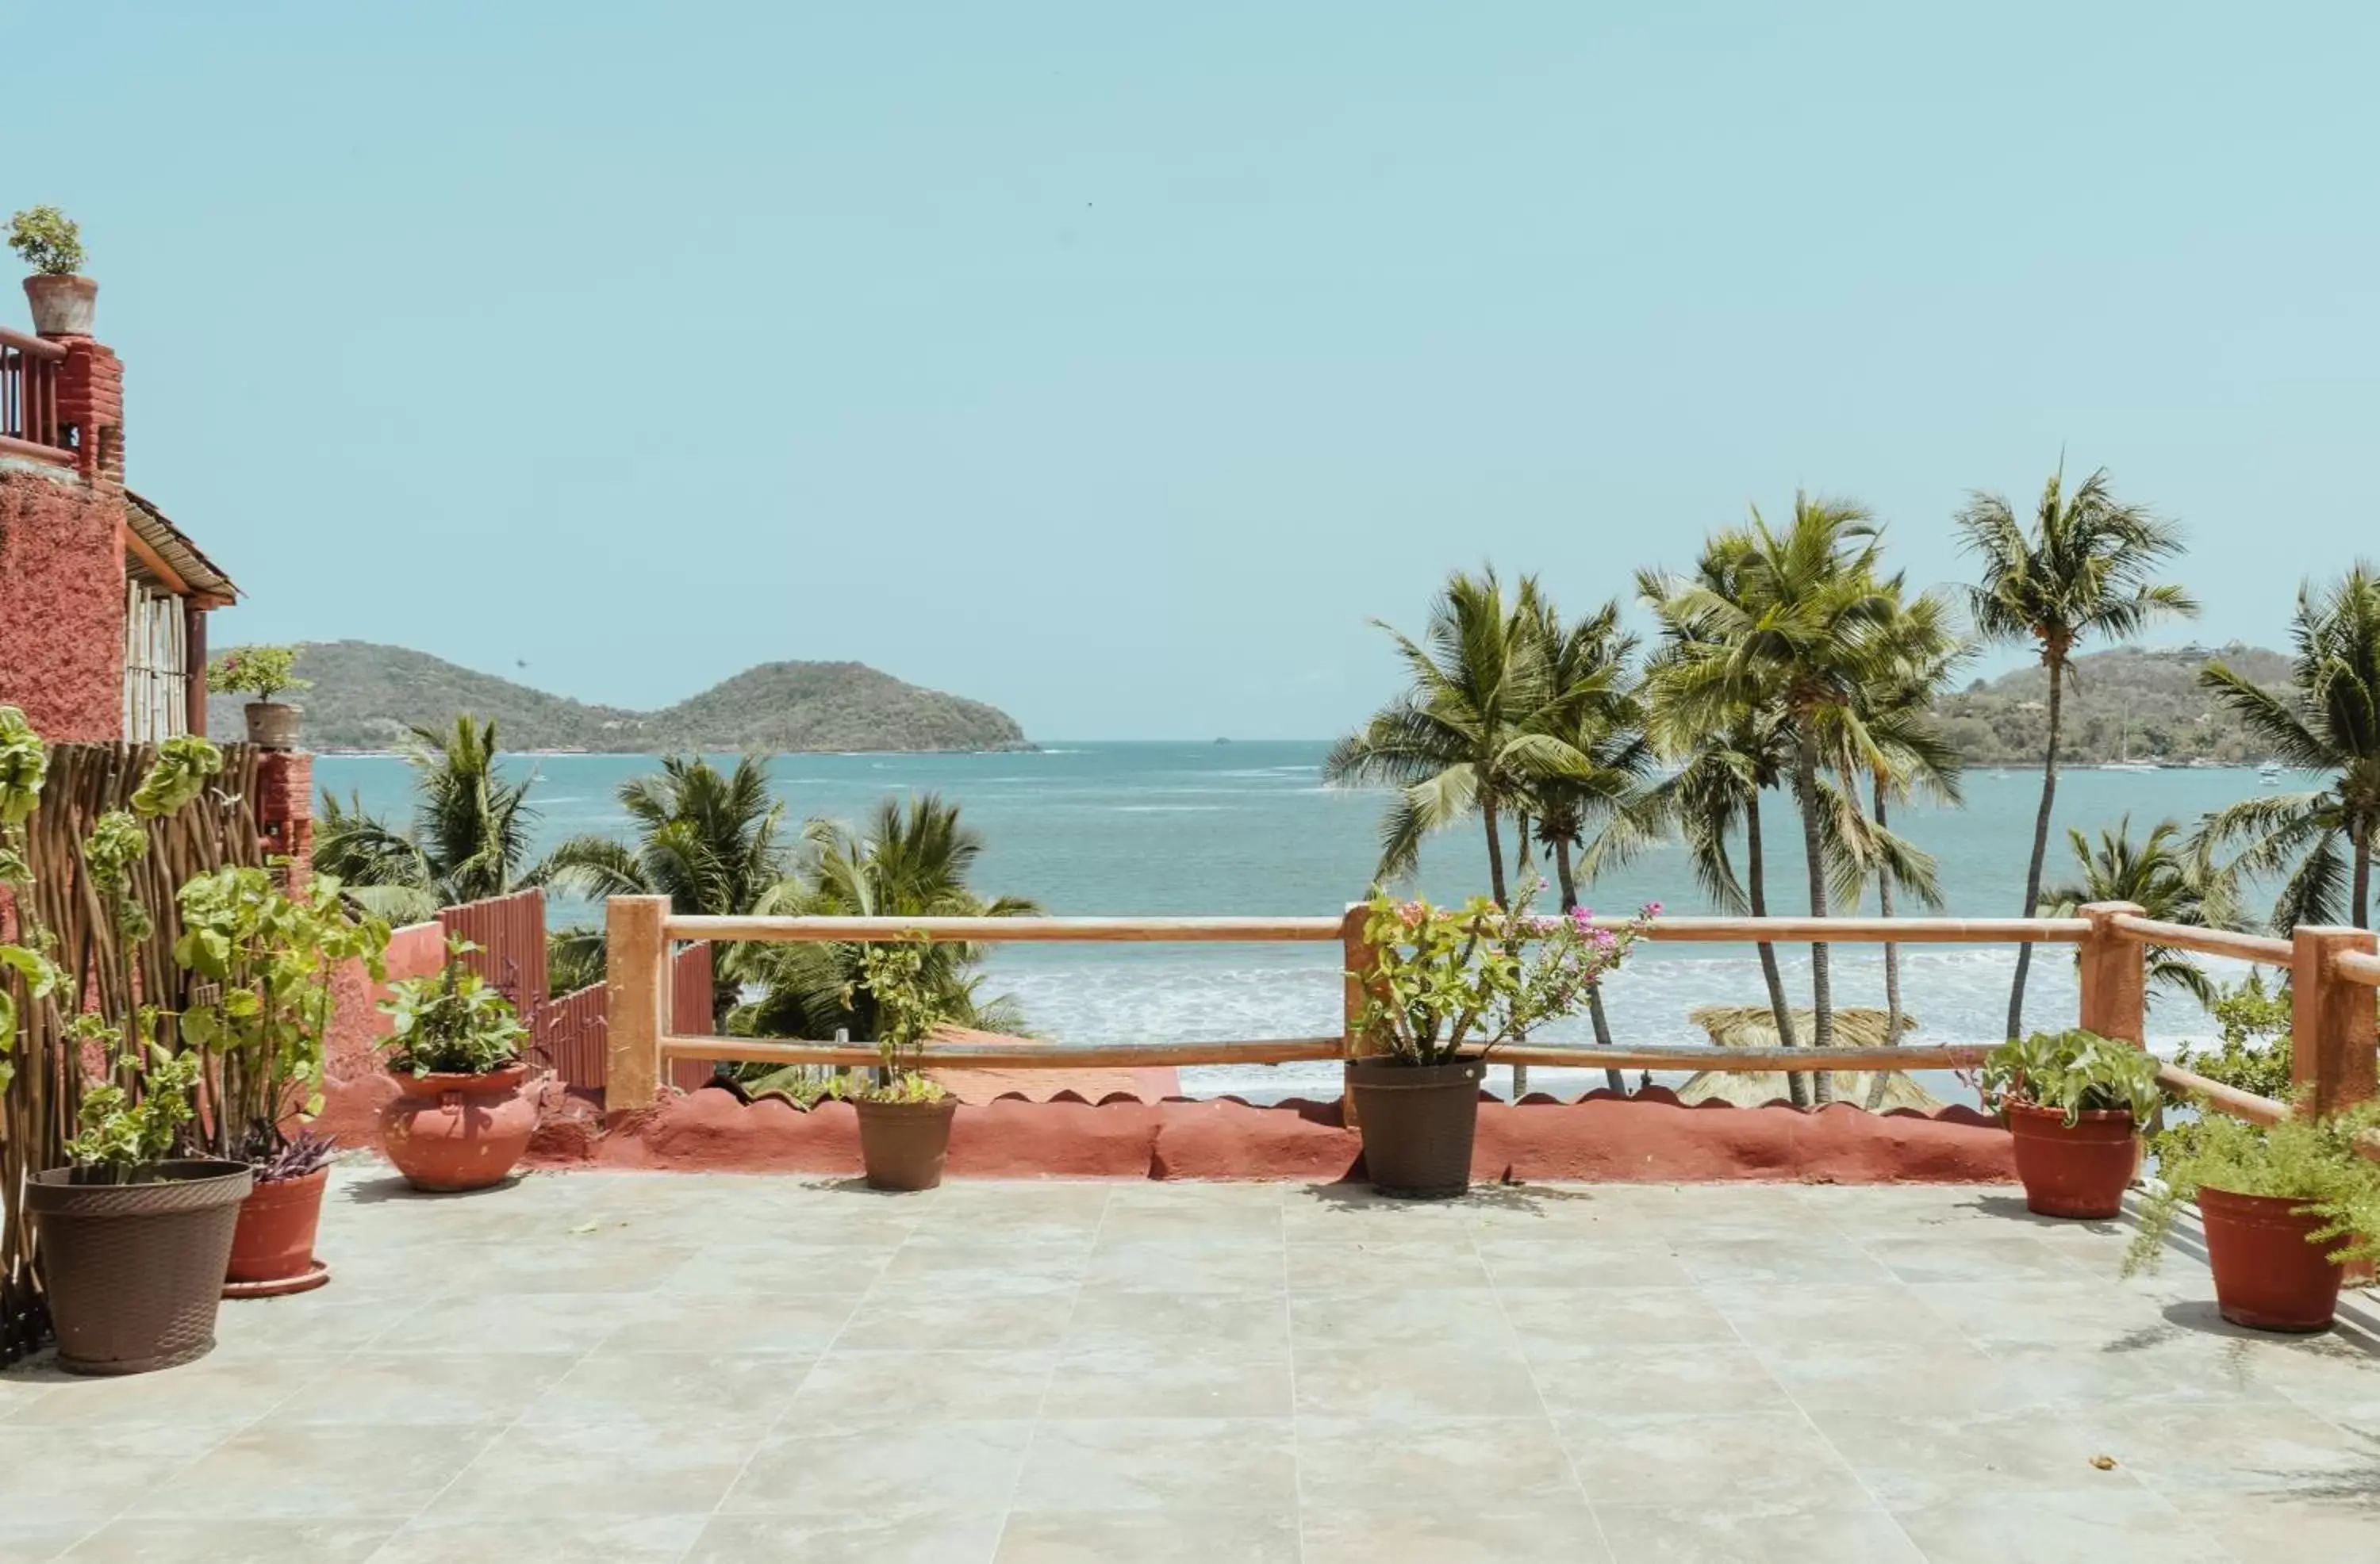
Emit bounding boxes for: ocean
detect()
[313,744,2289,1105]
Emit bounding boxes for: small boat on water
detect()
[2259,758,2285,785]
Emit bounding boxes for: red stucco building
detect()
[1,312,238,742]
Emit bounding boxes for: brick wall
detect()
[253,750,314,877]
[0,336,128,742]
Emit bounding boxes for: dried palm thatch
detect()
[1679,1006,1945,1113]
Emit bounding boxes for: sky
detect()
[34,2,2379,739]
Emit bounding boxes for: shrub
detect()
[2171,972,2294,1101]
[207,646,311,703]
[1980,1029,2163,1125]
[379,939,529,1076]
[853,936,948,1104]
[7,206,84,276]
[2125,1096,2380,1275]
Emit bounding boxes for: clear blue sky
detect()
[44,2,2378,739]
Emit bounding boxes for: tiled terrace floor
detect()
[3,1167,2378,1562]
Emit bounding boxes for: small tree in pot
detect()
[377,939,536,1192]
[850,935,959,1191]
[175,864,390,1293]
[206,646,312,750]
[1981,1029,2163,1219]
[8,205,94,335]
[2125,1098,2380,1332]
[1349,882,1656,1198]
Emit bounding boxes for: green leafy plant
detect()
[2125,1096,2380,1275]
[2171,972,2294,1101]
[1980,1028,2163,1125]
[378,937,529,1076]
[0,707,55,1092]
[63,1041,203,1178]
[850,935,948,1104]
[1353,880,1657,1067]
[131,734,223,818]
[175,865,390,1170]
[206,646,311,704]
[7,206,84,276]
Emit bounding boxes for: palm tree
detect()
[743,793,1039,1043]
[1958,465,2195,1036]
[2041,815,2236,1006]
[1641,496,1901,1098]
[2195,566,2380,931]
[540,753,791,1025]
[313,715,542,923]
[1326,567,1596,902]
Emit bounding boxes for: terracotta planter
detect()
[22,274,96,335]
[225,1166,329,1287]
[2003,1101,2139,1218]
[379,1064,536,1192]
[855,1097,958,1191]
[2198,1186,2345,1332]
[28,1160,251,1375]
[244,701,301,749]
[1349,1057,1486,1199]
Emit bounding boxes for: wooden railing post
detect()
[1342,903,1378,1128]
[2077,901,2146,1047]
[2290,925,2378,1119]
[605,895,669,1113]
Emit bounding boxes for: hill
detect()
[206,642,1031,753]
[1931,642,2291,766]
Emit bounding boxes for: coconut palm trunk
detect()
[1744,793,1809,1108]
[1482,797,1509,903]
[1552,835,1627,1094]
[2355,829,2372,931]
[2006,665,2064,1038]
[1791,730,1837,1104]
[1867,774,1902,1111]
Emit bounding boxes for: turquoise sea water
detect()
[313,745,2291,1102]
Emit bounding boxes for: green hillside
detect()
[1933,642,2291,766]
[205,641,1031,753]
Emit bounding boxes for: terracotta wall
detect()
[0,466,126,741]
[311,918,447,1144]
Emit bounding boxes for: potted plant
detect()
[1980,1028,2162,1218]
[2125,1098,2380,1332]
[377,937,536,1191]
[1348,884,1656,1198]
[205,646,311,750]
[9,205,93,335]
[850,937,960,1190]
[174,864,391,1294]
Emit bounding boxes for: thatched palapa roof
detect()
[1679,1006,1945,1112]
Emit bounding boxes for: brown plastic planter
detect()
[2198,1186,2345,1332]
[380,1064,536,1192]
[225,1166,330,1294]
[2002,1101,2139,1218]
[1349,1057,1486,1198]
[29,1160,252,1375]
[856,1098,958,1190]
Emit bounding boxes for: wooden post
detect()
[2077,901,2146,1047]
[1341,903,1378,1128]
[605,895,669,1113]
[2290,925,2378,1119]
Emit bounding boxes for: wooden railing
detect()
[0,327,67,464]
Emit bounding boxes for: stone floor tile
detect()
[1526,1339,1797,1417]
[1852,1232,2100,1284]
[1588,1503,1925,1563]
[425,1418,758,1517]
[127,1421,499,1519]
[1292,1343,1545,1418]
[1802,1403,2144,1508]
[1885,1487,2233,1563]
[1670,1236,1901,1287]
[0,1516,102,1564]
[267,1349,577,1426]
[1495,1285,1737,1345]
[1699,1282,1967,1347]
[1296,1414,1580,1512]
[367,1289,640,1353]
[1559,1411,1871,1511]
[720,1417,1034,1515]
[60,1518,395,1562]
[1065,1288,1289,1354]
[660,1241,895,1296]
[1044,1340,1294,1419]
[4,1351,342,1431]
[1476,1239,1697,1290]
[2086,1399,2380,1498]
[1749,1338,2042,1415]
[1279,1192,1473,1240]
[601,1290,860,1355]
[789,1347,1054,1421]
[520,1347,812,1435]
[995,1506,1303,1563]
[689,1510,1004,1563]
[1288,1286,1519,1351]
[374,1513,708,1563]
[1084,1237,1288,1294]
[1012,1416,1297,1512]
[1285,1239,1492,1293]
[860,1274,1083,1348]
[876,1240,1092,1286]
[1298,1500,1612,1563]
[2162,1488,2380,1564]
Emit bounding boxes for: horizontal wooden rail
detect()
[660,1036,1347,1069]
[2108,914,2290,965]
[1470,1042,1991,1073]
[2156,1062,2291,1128]
[2331,949,2380,989]
[662,912,2092,946]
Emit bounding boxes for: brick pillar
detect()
[254,750,315,884]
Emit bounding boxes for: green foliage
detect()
[1354,880,1656,1067]
[0,940,62,1092]
[2125,1097,2380,1276]
[1933,643,2289,765]
[314,715,543,922]
[64,1044,203,1175]
[1980,1029,2163,1125]
[174,866,390,1161]
[206,645,310,703]
[850,937,949,1105]
[131,734,222,818]
[0,706,48,830]
[7,205,84,275]
[378,938,530,1076]
[547,925,606,997]
[2172,972,2295,1100]
[83,811,152,943]
[2036,815,2238,1007]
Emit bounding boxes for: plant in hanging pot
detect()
[174,863,391,1294]
[9,205,94,335]
[205,645,312,750]
[1348,883,1656,1198]
[2125,1098,2380,1332]
[848,936,961,1191]
[376,938,536,1192]
[1981,1029,2162,1218]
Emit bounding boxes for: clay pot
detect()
[225,1166,329,1285]
[28,1160,251,1375]
[855,1097,958,1191]
[2003,1101,2139,1218]
[2198,1186,2345,1332]
[1348,1057,1486,1199]
[379,1064,536,1192]
[243,701,301,750]
[22,274,96,335]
